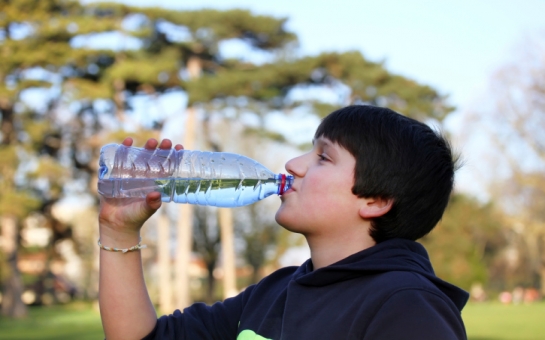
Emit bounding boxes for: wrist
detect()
[98,237,146,253]
[99,224,141,248]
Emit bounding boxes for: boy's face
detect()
[275,137,365,236]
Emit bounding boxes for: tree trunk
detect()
[199,90,238,301]
[0,99,15,145]
[1,216,27,318]
[251,264,261,285]
[219,208,237,298]
[174,55,203,307]
[157,209,173,313]
[540,266,545,297]
[174,106,197,308]
[112,78,127,123]
[533,228,545,292]
[175,205,193,308]
[206,262,216,303]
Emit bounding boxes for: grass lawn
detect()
[463,301,545,340]
[0,301,544,339]
[0,302,104,340]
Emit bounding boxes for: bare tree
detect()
[464,31,545,294]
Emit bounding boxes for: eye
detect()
[318,153,328,161]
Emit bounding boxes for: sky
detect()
[83,0,545,199]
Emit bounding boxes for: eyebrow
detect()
[312,138,339,159]
[313,137,331,147]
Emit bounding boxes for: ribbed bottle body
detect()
[97,144,293,207]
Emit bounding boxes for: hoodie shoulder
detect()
[372,271,440,291]
[363,286,468,340]
[370,270,468,311]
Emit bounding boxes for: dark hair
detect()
[314,105,458,242]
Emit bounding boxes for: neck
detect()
[305,227,376,270]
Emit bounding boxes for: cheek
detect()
[311,174,352,198]
[303,172,331,196]
[315,177,357,211]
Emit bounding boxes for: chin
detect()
[275,210,308,235]
[274,209,287,227]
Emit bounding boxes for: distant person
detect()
[512,286,524,304]
[98,105,469,339]
[523,288,540,303]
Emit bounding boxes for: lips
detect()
[282,187,295,195]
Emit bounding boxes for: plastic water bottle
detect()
[97,144,293,207]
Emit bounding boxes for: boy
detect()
[98,105,469,339]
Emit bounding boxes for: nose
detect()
[285,153,307,178]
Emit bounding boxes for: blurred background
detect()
[0,0,544,339]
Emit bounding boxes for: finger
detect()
[158,139,173,150]
[174,144,184,151]
[144,138,158,150]
[145,192,163,211]
[122,137,133,147]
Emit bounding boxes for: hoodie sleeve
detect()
[363,288,467,340]
[142,285,255,340]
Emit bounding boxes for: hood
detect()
[292,238,469,311]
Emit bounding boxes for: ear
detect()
[358,197,394,219]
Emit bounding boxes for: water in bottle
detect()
[97,144,293,208]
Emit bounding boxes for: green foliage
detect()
[141,8,297,49]
[0,0,82,21]
[0,145,20,217]
[0,145,18,175]
[185,51,453,122]
[103,129,160,146]
[311,102,343,119]
[0,189,41,218]
[243,127,286,143]
[420,194,506,290]
[64,78,112,99]
[22,119,51,147]
[29,156,68,198]
[104,48,181,86]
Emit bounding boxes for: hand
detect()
[98,137,183,239]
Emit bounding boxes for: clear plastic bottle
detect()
[97,144,293,207]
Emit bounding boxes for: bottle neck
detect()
[277,174,294,195]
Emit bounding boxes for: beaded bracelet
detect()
[97,237,147,253]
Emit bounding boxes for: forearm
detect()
[99,228,157,340]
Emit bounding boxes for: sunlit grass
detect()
[0,302,104,340]
[463,301,545,340]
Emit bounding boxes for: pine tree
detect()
[0,1,455,316]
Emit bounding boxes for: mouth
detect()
[282,187,295,195]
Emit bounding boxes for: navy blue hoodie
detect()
[143,238,469,339]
